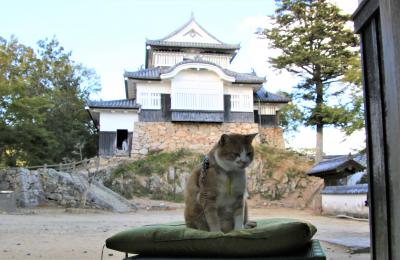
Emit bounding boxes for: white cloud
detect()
[329,0,359,15]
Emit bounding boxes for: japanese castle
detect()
[87,16,289,156]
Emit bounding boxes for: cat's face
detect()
[215,133,257,171]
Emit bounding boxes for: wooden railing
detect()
[0,157,100,173]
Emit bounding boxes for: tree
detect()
[264,0,359,162]
[338,56,364,135]
[0,36,100,166]
[276,91,304,133]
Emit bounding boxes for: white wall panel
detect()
[99,111,138,132]
[322,194,369,217]
[171,70,223,110]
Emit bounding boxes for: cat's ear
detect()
[219,134,230,146]
[246,133,257,142]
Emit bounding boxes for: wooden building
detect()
[307,155,366,186]
[87,16,289,156]
[307,155,367,218]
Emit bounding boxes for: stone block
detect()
[0,191,16,213]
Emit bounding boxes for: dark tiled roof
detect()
[254,88,291,103]
[146,40,240,51]
[307,155,366,177]
[224,70,265,84]
[321,184,368,195]
[124,59,265,84]
[88,99,140,109]
[124,67,166,80]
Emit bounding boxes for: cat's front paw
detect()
[209,227,222,232]
[208,224,222,232]
[244,220,257,229]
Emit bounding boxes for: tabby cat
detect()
[184,133,257,233]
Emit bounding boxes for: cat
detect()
[184,133,257,233]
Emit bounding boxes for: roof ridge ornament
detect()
[347,153,354,160]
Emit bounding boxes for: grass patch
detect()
[113,149,201,177]
[107,149,202,202]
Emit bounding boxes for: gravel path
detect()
[0,207,370,260]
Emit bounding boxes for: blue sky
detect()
[1,0,277,99]
[1,0,364,154]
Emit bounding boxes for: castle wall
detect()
[258,127,285,149]
[131,122,285,156]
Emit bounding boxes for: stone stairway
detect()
[87,182,136,212]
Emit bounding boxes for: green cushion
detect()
[106,218,317,257]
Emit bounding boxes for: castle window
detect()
[137,90,161,109]
[231,94,253,112]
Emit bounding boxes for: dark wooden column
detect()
[353,0,400,259]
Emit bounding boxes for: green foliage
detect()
[285,167,302,179]
[151,192,184,203]
[338,56,365,135]
[256,145,303,171]
[264,0,360,159]
[276,91,304,132]
[109,149,201,202]
[0,36,100,166]
[113,149,201,177]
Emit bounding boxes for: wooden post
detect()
[72,161,76,172]
[59,163,62,172]
[96,157,100,171]
[353,0,400,258]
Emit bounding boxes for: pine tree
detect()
[265,0,359,162]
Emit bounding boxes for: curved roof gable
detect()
[158,15,224,44]
[160,61,235,82]
[124,59,265,84]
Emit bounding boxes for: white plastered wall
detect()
[99,110,138,132]
[171,70,223,110]
[322,194,369,217]
[136,81,171,94]
[224,85,254,96]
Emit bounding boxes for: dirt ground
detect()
[0,205,370,260]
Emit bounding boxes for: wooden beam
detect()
[379,0,400,258]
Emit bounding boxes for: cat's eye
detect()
[247,152,253,156]
[233,153,240,157]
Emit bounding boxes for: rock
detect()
[149,176,161,190]
[47,193,62,201]
[139,148,148,155]
[282,174,289,184]
[168,167,175,180]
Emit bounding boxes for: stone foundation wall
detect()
[258,127,285,149]
[0,167,135,211]
[131,122,285,156]
[0,168,87,208]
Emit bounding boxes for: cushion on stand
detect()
[106,218,317,257]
